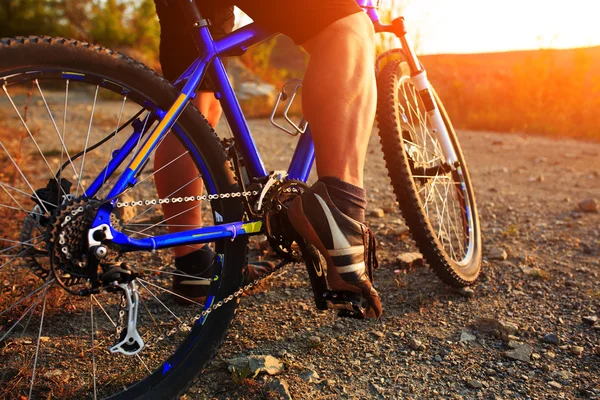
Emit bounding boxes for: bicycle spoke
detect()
[137,278,204,306]
[102,96,128,186]
[126,174,202,226]
[26,284,48,399]
[76,85,99,197]
[0,142,50,214]
[90,300,98,400]
[137,280,183,324]
[0,279,54,319]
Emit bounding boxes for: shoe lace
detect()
[362,225,379,282]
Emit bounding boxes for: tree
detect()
[0,0,64,37]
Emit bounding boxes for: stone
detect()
[555,370,573,382]
[460,331,477,342]
[396,252,424,269]
[504,344,533,362]
[393,226,410,236]
[226,355,284,377]
[542,333,560,345]
[578,199,599,213]
[507,340,522,349]
[467,379,483,389]
[267,378,293,400]
[299,369,320,383]
[548,381,562,390]
[370,208,385,218]
[474,317,518,339]
[488,248,508,261]
[582,315,598,325]
[570,346,584,356]
[115,193,137,223]
[452,287,475,298]
[409,337,425,351]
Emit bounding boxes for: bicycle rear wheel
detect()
[0,36,247,399]
[376,59,482,286]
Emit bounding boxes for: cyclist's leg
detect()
[235,1,381,315]
[301,12,376,189]
[153,1,232,257]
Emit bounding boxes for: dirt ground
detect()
[185,119,600,399]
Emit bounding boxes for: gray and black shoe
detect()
[287,182,382,318]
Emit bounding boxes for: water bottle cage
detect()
[270,79,308,136]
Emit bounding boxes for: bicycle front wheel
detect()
[0,36,247,399]
[376,59,482,286]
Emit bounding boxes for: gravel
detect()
[186,122,600,399]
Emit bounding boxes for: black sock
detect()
[174,244,215,276]
[318,176,367,223]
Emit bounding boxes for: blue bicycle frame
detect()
[88,0,386,252]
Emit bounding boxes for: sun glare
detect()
[399,0,600,54]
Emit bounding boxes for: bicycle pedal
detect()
[322,291,368,319]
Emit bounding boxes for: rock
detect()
[452,287,475,298]
[393,226,410,237]
[548,381,562,390]
[373,331,385,339]
[370,208,385,218]
[308,336,321,347]
[43,369,63,379]
[396,252,424,269]
[409,337,425,351]
[116,193,137,223]
[488,248,508,261]
[582,315,598,325]
[267,378,293,400]
[460,331,477,342]
[507,340,522,349]
[467,379,483,389]
[474,317,518,340]
[383,204,397,214]
[570,346,584,356]
[555,370,573,383]
[504,344,533,362]
[226,355,284,377]
[578,199,599,213]
[434,355,443,362]
[299,369,320,383]
[542,333,560,345]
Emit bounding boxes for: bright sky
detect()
[398,0,600,54]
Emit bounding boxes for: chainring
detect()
[263,180,307,261]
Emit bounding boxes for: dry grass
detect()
[423,46,600,141]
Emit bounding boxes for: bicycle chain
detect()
[146,259,291,347]
[112,187,299,348]
[115,190,260,208]
[41,188,293,349]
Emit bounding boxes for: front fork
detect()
[377,17,459,166]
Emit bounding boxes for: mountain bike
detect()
[0,0,481,398]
